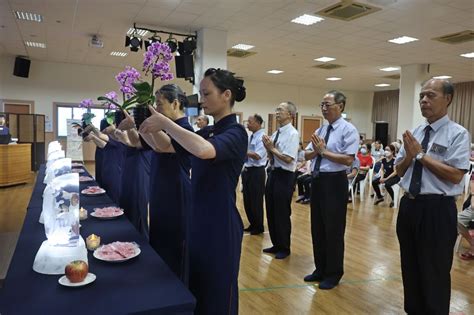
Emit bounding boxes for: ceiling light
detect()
[125,34,142,52]
[326,77,341,81]
[165,34,178,53]
[144,34,161,50]
[388,36,418,44]
[375,83,391,87]
[232,44,254,51]
[25,41,46,48]
[291,14,324,26]
[432,75,452,79]
[267,70,284,74]
[110,51,128,57]
[379,66,400,72]
[127,27,148,37]
[460,52,474,58]
[314,56,335,62]
[15,11,43,22]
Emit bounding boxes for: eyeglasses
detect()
[320,102,339,109]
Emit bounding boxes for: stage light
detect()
[125,31,142,52]
[178,36,197,55]
[166,34,178,53]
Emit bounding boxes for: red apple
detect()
[65,260,88,283]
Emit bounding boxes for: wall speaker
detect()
[175,55,194,78]
[13,57,31,78]
[374,121,389,147]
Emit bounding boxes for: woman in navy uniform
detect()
[140,84,192,282]
[140,68,247,314]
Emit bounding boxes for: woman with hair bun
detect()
[140,68,248,315]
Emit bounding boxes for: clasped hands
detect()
[262,135,275,152]
[138,105,167,134]
[311,133,327,156]
[402,130,423,160]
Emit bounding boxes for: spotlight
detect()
[125,33,142,52]
[178,36,197,55]
[165,34,178,53]
[144,34,161,50]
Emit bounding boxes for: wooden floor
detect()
[1,164,473,314]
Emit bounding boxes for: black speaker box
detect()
[175,55,194,78]
[13,57,31,78]
[374,122,389,147]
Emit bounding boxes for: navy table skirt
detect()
[0,165,195,315]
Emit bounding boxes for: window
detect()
[56,104,108,137]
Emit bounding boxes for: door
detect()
[301,116,323,147]
[4,104,30,114]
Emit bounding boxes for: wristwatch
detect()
[415,152,425,161]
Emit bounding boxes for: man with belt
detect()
[395,78,470,314]
[303,90,359,290]
[262,102,299,259]
[242,114,267,235]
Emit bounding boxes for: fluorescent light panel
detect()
[460,52,474,58]
[110,51,128,57]
[432,75,452,79]
[267,70,284,74]
[15,11,43,22]
[388,36,418,44]
[379,66,400,72]
[326,77,341,81]
[375,83,391,87]
[232,44,254,51]
[127,28,149,37]
[291,14,324,26]
[25,41,46,48]
[314,56,335,62]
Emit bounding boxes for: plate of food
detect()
[79,175,94,182]
[81,186,106,196]
[93,242,140,263]
[59,273,96,287]
[90,206,124,219]
[72,168,85,173]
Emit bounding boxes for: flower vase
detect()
[115,110,125,126]
[133,107,151,129]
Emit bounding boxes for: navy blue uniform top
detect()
[0,126,9,135]
[177,114,247,314]
[94,146,104,186]
[101,138,125,204]
[148,117,192,282]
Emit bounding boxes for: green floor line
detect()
[240,276,402,292]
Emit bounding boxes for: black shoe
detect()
[275,250,290,259]
[347,198,352,203]
[263,246,279,254]
[250,229,264,235]
[374,197,384,205]
[244,226,253,232]
[301,198,311,204]
[304,272,324,282]
[389,201,394,207]
[319,280,338,290]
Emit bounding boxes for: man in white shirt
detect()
[242,114,267,235]
[262,102,299,259]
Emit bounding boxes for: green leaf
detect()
[97,96,122,109]
[132,81,152,94]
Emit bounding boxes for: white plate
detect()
[79,177,94,182]
[81,188,106,195]
[58,273,96,287]
[90,209,124,220]
[93,246,141,263]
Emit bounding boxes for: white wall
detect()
[0,55,373,138]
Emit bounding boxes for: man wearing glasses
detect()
[303,91,359,289]
[262,102,299,259]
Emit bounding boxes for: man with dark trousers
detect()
[395,78,470,314]
[242,114,267,235]
[262,102,299,259]
[304,90,359,290]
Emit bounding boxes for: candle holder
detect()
[86,234,100,251]
[79,207,88,220]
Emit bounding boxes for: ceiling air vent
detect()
[383,74,400,80]
[227,49,257,58]
[312,63,345,70]
[433,30,474,44]
[316,1,381,21]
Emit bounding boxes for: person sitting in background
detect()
[296,159,312,204]
[458,181,474,260]
[0,115,10,136]
[351,144,373,194]
[372,144,400,207]
[371,140,385,161]
[347,156,360,203]
[470,143,474,162]
[195,115,209,130]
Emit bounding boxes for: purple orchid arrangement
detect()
[115,66,141,98]
[78,99,95,125]
[143,42,174,81]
